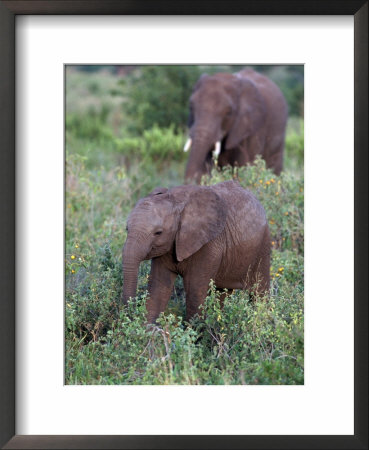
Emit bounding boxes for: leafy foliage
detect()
[66,106,114,141]
[115,125,187,165]
[119,65,202,133]
[66,280,303,385]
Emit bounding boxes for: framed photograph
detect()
[1,1,367,449]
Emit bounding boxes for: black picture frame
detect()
[0,1,367,449]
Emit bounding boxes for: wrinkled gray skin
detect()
[185,69,288,183]
[122,180,270,323]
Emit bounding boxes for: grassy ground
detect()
[65,68,304,385]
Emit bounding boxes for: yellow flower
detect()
[271,241,275,245]
[278,267,284,272]
[265,181,270,185]
[285,212,289,216]
[276,273,280,277]
[269,219,275,225]
[259,179,263,183]
[217,314,222,322]
[75,244,79,249]
[271,178,275,183]
[275,191,279,196]
[71,269,75,274]
[70,255,76,260]
[67,303,72,308]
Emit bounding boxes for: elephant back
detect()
[211,180,268,238]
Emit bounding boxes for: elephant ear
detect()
[175,187,227,262]
[225,78,266,150]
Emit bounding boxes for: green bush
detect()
[66,281,303,385]
[115,125,187,164]
[119,65,202,133]
[66,105,113,142]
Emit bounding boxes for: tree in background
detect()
[119,65,202,134]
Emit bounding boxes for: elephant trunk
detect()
[121,238,148,304]
[185,123,219,183]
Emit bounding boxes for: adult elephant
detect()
[184,69,288,183]
[122,180,270,323]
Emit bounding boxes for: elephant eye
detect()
[154,230,163,236]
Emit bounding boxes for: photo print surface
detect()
[65,65,304,385]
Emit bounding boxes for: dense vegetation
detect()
[65,65,304,384]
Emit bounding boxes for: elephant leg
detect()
[218,147,247,168]
[147,258,177,323]
[266,139,284,175]
[183,279,210,321]
[183,257,220,321]
[244,133,266,166]
[234,146,250,167]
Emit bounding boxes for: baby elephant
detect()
[122,180,270,323]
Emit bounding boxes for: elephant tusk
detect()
[183,138,192,152]
[213,141,221,158]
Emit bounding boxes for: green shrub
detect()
[66,281,303,385]
[120,65,202,133]
[115,125,187,164]
[66,105,113,141]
